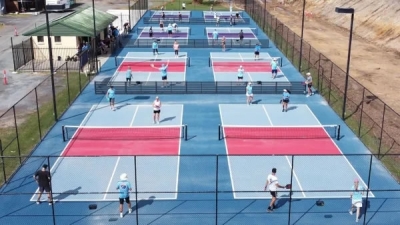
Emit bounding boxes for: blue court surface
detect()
[1,9,400,225]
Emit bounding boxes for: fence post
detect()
[21,42,27,66]
[363,154,373,225]
[317,53,321,89]
[215,155,219,225]
[12,106,21,164]
[263,0,266,30]
[291,32,295,63]
[134,156,139,225]
[66,62,71,104]
[287,155,294,225]
[307,45,311,70]
[328,62,333,104]
[358,88,365,137]
[285,26,289,56]
[11,37,18,72]
[274,18,278,43]
[0,139,7,184]
[34,88,42,140]
[30,37,35,73]
[47,156,57,225]
[378,105,386,158]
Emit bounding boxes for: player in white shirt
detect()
[264,168,285,212]
[238,65,244,81]
[152,96,162,124]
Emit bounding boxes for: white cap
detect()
[283,89,287,92]
[274,58,277,61]
[239,65,243,68]
[306,72,311,76]
[248,82,252,85]
[120,173,128,181]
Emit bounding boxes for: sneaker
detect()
[157,121,160,124]
[49,202,52,205]
[356,218,359,222]
[36,201,40,205]
[282,108,284,112]
[306,94,310,97]
[129,209,132,214]
[349,209,353,215]
[267,207,273,213]
[120,213,123,218]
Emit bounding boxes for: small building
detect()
[20,6,117,71]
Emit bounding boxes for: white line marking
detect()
[304,105,375,198]
[247,72,253,82]
[211,53,217,81]
[31,197,178,202]
[261,105,273,126]
[218,104,237,198]
[129,106,140,127]
[146,72,152,82]
[284,156,306,198]
[174,105,184,199]
[30,105,96,202]
[103,157,121,200]
[239,53,244,62]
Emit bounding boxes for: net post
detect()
[114,56,117,67]
[188,57,190,67]
[337,125,341,140]
[218,124,221,140]
[185,124,188,141]
[280,57,283,67]
[62,125,66,142]
[209,57,211,67]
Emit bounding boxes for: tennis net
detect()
[205,27,258,35]
[209,57,282,67]
[115,56,190,67]
[218,125,340,140]
[63,125,188,141]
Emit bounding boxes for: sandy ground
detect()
[263,0,400,112]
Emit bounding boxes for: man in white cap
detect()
[349,178,365,222]
[270,58,278,79]
[305,72,313,97]
[238,65,244,81]
[116,173,132,218]
[151,60,170,87]
[281,89,290,112]
[246,82,253,105]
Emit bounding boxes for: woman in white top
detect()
[173,41,179,57]
[153,96,162,124]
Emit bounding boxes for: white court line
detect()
[261,105,306,198]
[261,105,273,126]
[246,72,253,82]
[103,157,121,200]
[129,106,140,127]
[30,105,96,202]
[218,104,238,199]
[211,53,217,82]
[42,197,178,202]
[304,105,375,198]
[173,104,184,200]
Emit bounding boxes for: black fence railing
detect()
[143,17,251,24]
[124,38,269,48]
[0,154,399,225]
[94,81,305,94]
[0,63,93,185]
[246,0,400,180]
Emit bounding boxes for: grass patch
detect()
[0,72,90,185]
[151,0,230,11]
[256,13,400,181]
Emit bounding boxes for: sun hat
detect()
[306,72,311,76]
[283,89,287,92]
[354,178,359,182]
[120,173,128,181]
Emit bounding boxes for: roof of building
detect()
[22,7,117,37]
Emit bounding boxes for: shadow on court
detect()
[252,99,262,104]
[275,194,301,209]
[286,106,298,112]
[54,187,82,201]
[131,196,156,212]
[160,116,176,123]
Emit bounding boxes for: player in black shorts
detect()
[162,12,165,20]
[239,30,244,44]
[34,164,53,205]
[178,12,182,21]
[149,26,153,38]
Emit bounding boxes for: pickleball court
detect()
[30,104,185,202]
[219,104,374,199]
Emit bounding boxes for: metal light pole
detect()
[44,4,58,121]
[298,0,306,72]
[128,0,131,32]
[335,7,355,120]
[92,0,98,74]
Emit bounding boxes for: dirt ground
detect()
[262,0,400,112]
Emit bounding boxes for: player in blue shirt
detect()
[349,179,365,223]
[116,173,132,218]
[254,43,261,60]
[212,29,219,45]
[107,86,116,111]
[126,66,132,86]
[152,40,159,55]
[281,89,290,112]
[238,65,244,81]
[246,82,253,105]
[167,23,173,37]
[270,58,278,79]
[151,60,170,87]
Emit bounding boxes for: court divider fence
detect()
[94,81,306,95]
[124,38,269,48]
[245,0,400,181]
[0,154,399,225]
